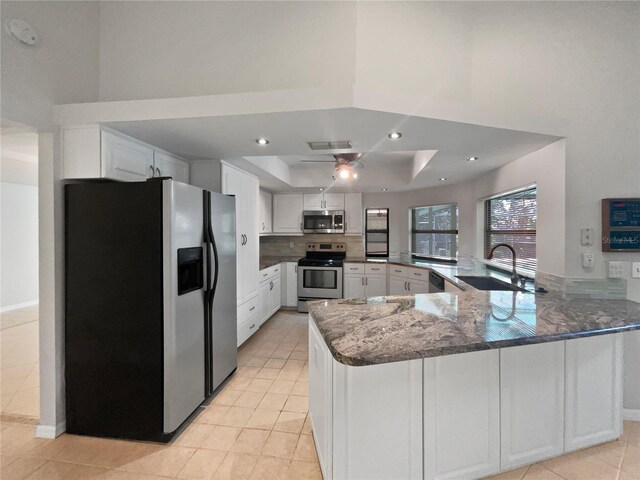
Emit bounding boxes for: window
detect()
[410,204,458,260]
[485,187,537,275]
[365,208,389,257]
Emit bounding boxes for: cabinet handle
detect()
[361,277,364,286]
[408,281,411,291]
[371,267,380,271]
[404,281,408,291]
[413,272,422,277]
[263,273,268,277]
[249,306,255,311]
[156,167,161,177]
[275,268,279,272]
[365,277,368,286]
[395,269,402,273]
[270,281,273,290]
[149,165,154,177]
[244,234,248,245]
[349,267,359,270]
[249,323,256,329]
[300,222,303,231]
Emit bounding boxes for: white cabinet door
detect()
[269,276,281,316]
[323,193,345,210]
[423,349,501,480]
[565,334,622,452]
[344,193,363,235]
[309,320,333,480]
[389,276,408,295]
[101,130,154,182]
[500,343,565,470]
[303,193,324,210]
[285,262,298,307]
[259,281,270,326]
[221,165,245,306]
[259,190,272,234]
[154,151,189,183]
[364,274,387,297]
[242,175,260,304]
[408,279,429,294]
[273,194,303,233]
[333,359,423,480]
[343,275,365,299]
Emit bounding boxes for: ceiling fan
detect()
[300,153,363,180]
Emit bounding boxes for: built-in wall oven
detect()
[297,243,345,312]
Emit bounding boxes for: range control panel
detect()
[306,242,346,252]
[602,198,640,252]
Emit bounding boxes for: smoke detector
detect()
[6,19,39,46]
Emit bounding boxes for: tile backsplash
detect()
[260,234,365,257]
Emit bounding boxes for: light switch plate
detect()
[608,261,625,278]
[580,228,594,246]
[633,262,640,279]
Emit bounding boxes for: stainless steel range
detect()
[297,242,346,312]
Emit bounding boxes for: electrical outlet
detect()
[580,228,594,246]
[608,261,625,278]
[581,252,594,268]
[633,262,640,279]
[289,241,294,249]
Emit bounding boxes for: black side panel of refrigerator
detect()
[203,191,213,397]
[65,181,165,440]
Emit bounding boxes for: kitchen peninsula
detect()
[308,291,640,480]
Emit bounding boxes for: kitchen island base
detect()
[309,320,622,480]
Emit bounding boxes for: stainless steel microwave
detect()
[302,210,344,234]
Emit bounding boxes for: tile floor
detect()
[0,305,40,420]
[0,309,638,480]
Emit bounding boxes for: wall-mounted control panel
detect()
[601,198,640,252]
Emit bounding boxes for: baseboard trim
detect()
[623,408,640,421]
[0,300,38,313]
[36,421,66,438]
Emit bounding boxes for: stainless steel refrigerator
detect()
[65,178,236,441]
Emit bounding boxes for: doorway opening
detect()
[0,119,40,422]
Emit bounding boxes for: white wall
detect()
[1,0,100,436]
[98,1,357,101]
[1,182,39,309]
[364,140,566,277]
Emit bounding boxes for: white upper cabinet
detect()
[303,193,345,210]
[154,151,189,183]
[101,130,154,182]
[259,190,273,234]
[64,126,190,183]
[273,193,303,234]
[344,193,363,235]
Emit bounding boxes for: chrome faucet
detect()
[487,243,519,285]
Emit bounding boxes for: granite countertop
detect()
[260,255,303,270]
[343,255,535,291]
[308,291,640,366]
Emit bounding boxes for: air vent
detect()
[307,140,352,151]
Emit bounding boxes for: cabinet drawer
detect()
[259,264,282,282]
[344,263,365,274]
[238,315,259,347]
[389,265,408,277]
[238,296,260,325]
[408,268,428,279]
[365,264,386,275]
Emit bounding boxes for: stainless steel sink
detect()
[455,276,526,292]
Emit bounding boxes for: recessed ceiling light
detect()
[256,138,269,145]
[381,188,388,191]
[439,177,447,181]
[319,188,324,191]
[388,132,402,140]
[467,156,478,162]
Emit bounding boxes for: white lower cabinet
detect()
[389,275,408,295]
[565,334,622,451]
[343,274,365,298]
[423,349,501,480]
[237,295,259,347]
[284,262,298,307]
[309,318,624,480]
[258,264,282,328]
[500,342,565,470]
[343,263,387,299]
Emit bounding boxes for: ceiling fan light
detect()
[353,172,358,179]
[339,168,350,179]
[388,132,402,140]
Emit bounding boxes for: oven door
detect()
[297,266,343,299]
[303,212,334,234]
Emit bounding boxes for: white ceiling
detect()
[105,107,561,192]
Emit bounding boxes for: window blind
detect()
[410,204,458,260]
[485,187,537,275]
